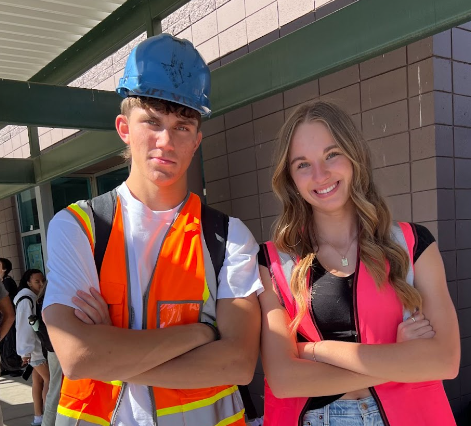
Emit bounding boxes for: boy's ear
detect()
[116,114,130,145]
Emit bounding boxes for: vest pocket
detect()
[99,281,125,327]
[157,301,203,328]
[61,378,95,400]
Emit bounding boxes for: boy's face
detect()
[116,105,202,188]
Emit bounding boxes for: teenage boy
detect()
[43,34,262,426]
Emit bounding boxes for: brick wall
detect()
[0,196,23,283]
[164,0,357,67]
[201,22,471,421]
[446,23,471,424]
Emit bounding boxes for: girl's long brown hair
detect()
[272,101,422,331]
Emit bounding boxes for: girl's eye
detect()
[297,162,309,169]
[326,151,341,160]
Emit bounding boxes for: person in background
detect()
[0,280,15,426]
[0,258,18,303]
[14,269,50,426]
[259,101,459,426]
[0,257,23,377]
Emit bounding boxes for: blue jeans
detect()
[303,396,385,426]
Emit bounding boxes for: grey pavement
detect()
[0,373,35,426]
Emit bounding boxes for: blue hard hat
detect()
[116,34,211,117]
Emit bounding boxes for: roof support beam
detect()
[28,127,40,158]
[34,131,125,183]
[0,158,35,184]
[7,0,470,129]
[30,0,191,85]
[0,0,470,199]
[0,79,120,130]
[0,130,124,198]
[210,0,471,115]
[0,183,34,200]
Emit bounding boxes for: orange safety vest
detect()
[56,192,246,426]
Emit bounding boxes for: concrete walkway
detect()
[0,373,35,426]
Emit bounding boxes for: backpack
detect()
[88,189,229,281]
[27,295,54,353]
[0,323,22,371]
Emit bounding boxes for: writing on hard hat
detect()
[116,33,211,117]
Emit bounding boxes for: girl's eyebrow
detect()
[290,156,306,166]
[323,144,338,153]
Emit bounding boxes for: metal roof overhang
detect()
[0,0,470,199]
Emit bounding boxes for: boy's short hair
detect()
[120,97,202,160]
[121,97,202,128]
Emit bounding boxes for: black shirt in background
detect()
[2,276,18,304]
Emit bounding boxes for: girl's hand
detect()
[72,288,112,326]
[21,356,31,366]
[297,312,435,361]
[396,312,435,343]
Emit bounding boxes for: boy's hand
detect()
[73,288,112,326]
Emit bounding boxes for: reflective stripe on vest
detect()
[56,407,110,426]
[155,386,245,426]
[58,192,244,426]
[263,222,456,426]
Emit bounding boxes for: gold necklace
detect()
[317,234,357,267]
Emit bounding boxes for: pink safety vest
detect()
[263,222,456,426]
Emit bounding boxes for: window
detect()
[22,234,44,272]
[96,167,129,195]
[17,188,39,233]
[51,177,92,214]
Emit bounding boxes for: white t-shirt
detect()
[13,288,44,362]
[44,182,263,425]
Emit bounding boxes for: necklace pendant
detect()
[341,257,349,267]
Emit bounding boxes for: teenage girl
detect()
[14,269,50,426]
[258,101,459,426]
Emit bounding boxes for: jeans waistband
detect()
[308,396,379,416]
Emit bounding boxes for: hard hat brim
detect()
[117,83,211,118]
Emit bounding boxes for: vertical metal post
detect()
[145,0,155,37]
[35,183,54,268]
[27,126,40,158]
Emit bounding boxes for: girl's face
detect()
[28,273,46,295]
[289,121,354,216]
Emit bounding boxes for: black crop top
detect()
[258,223,435,410]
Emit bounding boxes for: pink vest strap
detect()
[265,242,320,341]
